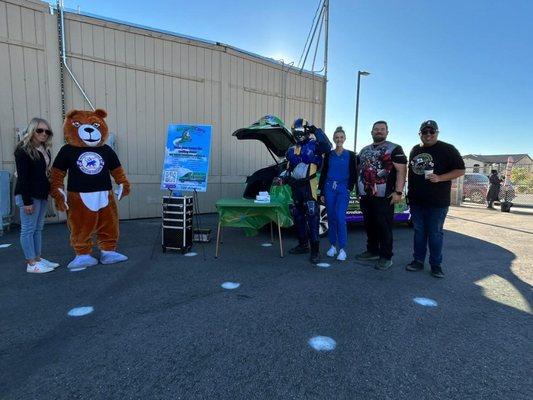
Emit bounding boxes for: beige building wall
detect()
[0,0,325,219]
[463,156,533,174]
[0,0,63,172]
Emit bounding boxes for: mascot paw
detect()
[67,255,98,271]
[100,250,128,265]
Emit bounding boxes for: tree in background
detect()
[511,168,533,193]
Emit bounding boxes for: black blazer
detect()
[14,146,51,206]
[318,149,357,194]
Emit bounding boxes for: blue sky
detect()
[56,0,531,155]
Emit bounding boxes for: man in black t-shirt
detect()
[406,120,465,278]
[356,121,408,270]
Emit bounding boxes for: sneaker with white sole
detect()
[326,245,337,258]
[336,249,347,261]
[39,258,60,269]
[27,261,54,274]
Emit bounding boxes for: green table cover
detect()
[216,189,293,237]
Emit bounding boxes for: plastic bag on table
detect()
[269,184,293,205]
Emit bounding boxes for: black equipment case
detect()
[162,196,193,253]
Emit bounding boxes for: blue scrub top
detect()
[326,149,349,184]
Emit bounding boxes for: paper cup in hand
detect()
[424,169,433,179]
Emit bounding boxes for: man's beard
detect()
[373,136,386,143]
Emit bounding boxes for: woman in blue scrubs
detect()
[318,127,357,261]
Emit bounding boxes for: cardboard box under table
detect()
[214,198,293,258]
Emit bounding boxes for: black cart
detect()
[162,196,193,253]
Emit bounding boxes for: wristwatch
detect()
[395,191,403,196]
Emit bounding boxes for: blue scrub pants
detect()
[324,181,350,249]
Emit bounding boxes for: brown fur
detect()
[50,109,130,255]
[64,108,108,147]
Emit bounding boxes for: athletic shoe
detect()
[336,249,347,261]
[39,258,60,269]
[289,244,310,254]
[355,251,379,261]
[431,265,445,278]
[406,260,424,271]
[375,258,393,270]
[326,246,337,258]
[27,261,54,274]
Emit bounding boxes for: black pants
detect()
[290,181,320,246]
[360,196,394,259]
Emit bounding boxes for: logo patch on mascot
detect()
[77,152,105,175]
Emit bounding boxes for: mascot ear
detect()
[94,109,108,119]
[66,109,79,119]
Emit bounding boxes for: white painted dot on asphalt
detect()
[0,243,12,248]
[413,297,438,307]
[68,306,94,317]
[261,243,273,247]
[308,336,336,351]
[316,263,331,268]
[221,282,240,290]
[184,252,197,257]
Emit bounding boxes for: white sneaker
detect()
[326,245,337,258]
[26,261,54,274]
[39,258,60,269]
[336,249,347,261]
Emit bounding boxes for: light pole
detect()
[354,70,370,152]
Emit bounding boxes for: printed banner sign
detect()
[161,124,212,192]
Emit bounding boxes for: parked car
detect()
[462,173,490,203]
[232,115,411,236]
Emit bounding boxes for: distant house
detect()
[462,154,533,174]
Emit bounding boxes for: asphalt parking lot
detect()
[1,205,531,400]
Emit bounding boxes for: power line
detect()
[297,0,325,69]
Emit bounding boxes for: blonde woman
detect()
[318,126,357,261]
[14,118,60,273]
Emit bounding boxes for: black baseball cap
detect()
[419,120,439,132]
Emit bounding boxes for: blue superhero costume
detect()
[283,120,330,262]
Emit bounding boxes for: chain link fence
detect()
[459,164,533,207]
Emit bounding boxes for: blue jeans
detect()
[410,204,448,266]
[324,181,350,249]
[15,195,48,260]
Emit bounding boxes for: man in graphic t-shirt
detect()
[406,120,465,278]
[356,121,407,270]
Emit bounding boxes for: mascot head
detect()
[64,109,108,147]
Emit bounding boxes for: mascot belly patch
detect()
[50,109,131,271]
[80,191,109,212]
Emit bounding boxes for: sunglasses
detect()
[420,129,436,136]
[35,128,53,136]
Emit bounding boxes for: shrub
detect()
[511,167,533,194]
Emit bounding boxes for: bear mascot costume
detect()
[50,109,131,271]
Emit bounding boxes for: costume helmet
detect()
[291,118,310,142]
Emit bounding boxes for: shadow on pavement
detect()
[0,216,531,399]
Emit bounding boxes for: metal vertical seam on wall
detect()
[54,3,65,118]
[56,0,95,112]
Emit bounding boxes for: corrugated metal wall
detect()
[0,0,325,219]
[0,0,63,173]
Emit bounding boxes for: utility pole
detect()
[353,70,370,152]
[321,0,329,130]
